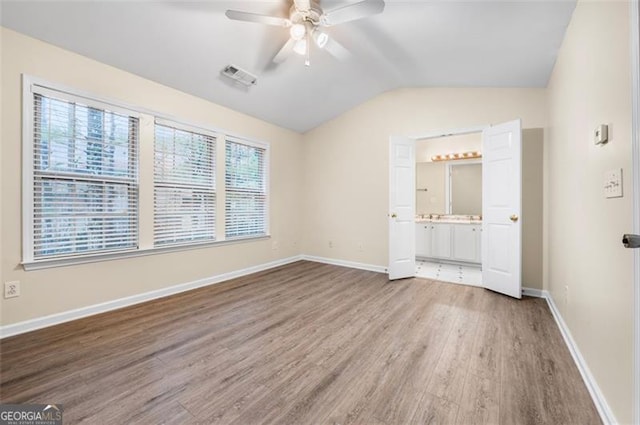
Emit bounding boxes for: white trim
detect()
[301,255,387,274]
[22,235,271,271]
[22,75,35,264]
[542,290,617,425]
[630,2,640,423]
[0,255,303,339]
[521,287,544,298]
[21,74,274,270]
[473,282,616,423]
[412,125,488,141]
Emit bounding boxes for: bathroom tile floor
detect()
[416,259,483,287]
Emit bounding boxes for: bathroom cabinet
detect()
[415,222,481,264]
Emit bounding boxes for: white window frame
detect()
[224,136,271,240]
[21,75,271,271]
[22,75,142,264]
[153,118,218,247]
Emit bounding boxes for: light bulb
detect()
[293,39,307,56]
[290,24,306,41]
[313,31,329,49]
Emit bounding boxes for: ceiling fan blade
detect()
[273,38,295,64]
[225,10,291,27]
[321,0,385,27]
[293,0,311,12]
[323,37,351,61]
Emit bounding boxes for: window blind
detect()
[225,139,267,239]
[32,93,139,259]
[154,123,216,246]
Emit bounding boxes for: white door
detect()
[388,135,416,280]
[482,120,522,298]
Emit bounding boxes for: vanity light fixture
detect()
[431,151,482,162]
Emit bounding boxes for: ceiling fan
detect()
[225,0,385,67]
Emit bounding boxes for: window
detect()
[225,138,268,239]
[23,77,270,269]
[29,89,139,260]
[154,121,216,246]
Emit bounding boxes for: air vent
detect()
[221,64,257,87]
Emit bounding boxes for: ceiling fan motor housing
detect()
[290,1,323,26]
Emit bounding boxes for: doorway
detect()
[389,120,523,299]
[414,132,483,287]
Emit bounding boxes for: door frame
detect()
[629,1,640,423]
[391,125,489,278]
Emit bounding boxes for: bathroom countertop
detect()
[415,215,482,224]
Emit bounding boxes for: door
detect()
[482,119,522,298]
[388,135,415,280]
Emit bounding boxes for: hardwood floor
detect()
[0,261,600,424]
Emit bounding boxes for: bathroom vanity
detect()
[415,217,482,264]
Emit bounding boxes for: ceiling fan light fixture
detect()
[313,30,329,49]
[290,23,306,41]
[293,39,308,56]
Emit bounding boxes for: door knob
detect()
[623,234,640,248]
[391,213,397,218]
[509,214,519,222]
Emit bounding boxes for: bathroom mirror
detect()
[449,162,482,215]
[416,160,482,216]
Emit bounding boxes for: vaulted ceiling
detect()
[0,0,576,132]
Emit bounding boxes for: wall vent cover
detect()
[221,64,257,87]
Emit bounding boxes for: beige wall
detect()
[302,88,547,269]
[451,163,482,215]
[546,1,633,423]
[415,132,482,163]
[522,129,544,291]
[0,28,304,325]
[416,162,446,215]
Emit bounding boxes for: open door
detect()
[482,120,522,298]
[388,135,416,280]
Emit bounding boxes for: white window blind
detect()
[225,139,267,239]
[31,92,139,260]
[154,122,216,246]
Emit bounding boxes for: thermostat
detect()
[595,124,609,145]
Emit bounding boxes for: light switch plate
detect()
[595,124,609,145]
[604,168,623,198]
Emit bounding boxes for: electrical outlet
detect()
[329,240,333,248]
[4,281,20,299]
[564,285,569,305]
[272,241,279,251]
[357,242,364,252]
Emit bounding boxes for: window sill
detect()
[22,235,271,271]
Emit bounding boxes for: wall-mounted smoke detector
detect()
[221,64,257,87]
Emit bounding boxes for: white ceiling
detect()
[0,0,575,133]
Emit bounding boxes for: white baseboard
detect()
[301,255,387,274]
[0,255,303,339]
[542,290,617,425]
[521,286,544,298]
